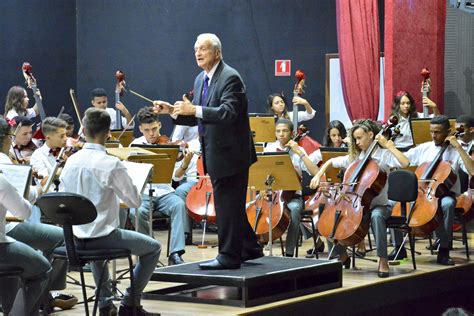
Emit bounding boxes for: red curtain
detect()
[336,0,380,121]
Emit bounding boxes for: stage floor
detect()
[59,229,474,315]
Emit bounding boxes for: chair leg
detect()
[279,237,285,256]
[79,266,90,316]
[367,227,373,251]
[408,233,417,270]
[352,246,356,269]
[461,216,470,260]
[166,222,171,258]
[428,234,434,255]
[310,219,319,259]
[92,260,109,316]
[295,231,300,257]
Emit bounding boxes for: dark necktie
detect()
[49,148,61,157]
[198,75,209,136]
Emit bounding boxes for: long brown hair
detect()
[4,86,27,116]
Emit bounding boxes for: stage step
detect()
[144,256,342,307]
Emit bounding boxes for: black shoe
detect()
[168,252,185,266]
[341,257,351,269]
[118,304,160,316]
[426,238,440,251]
[198,259,240,270]
[241,249,264,262]
[378,270,390,278]
[388,246,407,261]
[100,303,118,316]
[437,248,455,266]
[306,240,325,255]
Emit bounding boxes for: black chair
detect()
[453,207,470,260]
[296,210,320,259]
[35,192,135,316]
[386,170,418,270]
[0,265,23,315]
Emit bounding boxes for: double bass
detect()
[317,119,398,246]
[22,62,46,140]
[115,70,126,130]
[421,68,431,117]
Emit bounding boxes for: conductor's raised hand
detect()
[173,95,196,116]
[152,100,173,114]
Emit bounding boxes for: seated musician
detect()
[266,93,315,123]
[9,115,41,164]
[60,107,161,316]
[310,119,410,278]
[264,118,319,257]
[456,114,474,194]
[390,91,439,148]
[30,117,68,192]
[392,115,474,265]
[0,116,77,311]
[129,106,187,265]
[4,86,39,120]
[90,88,134,130]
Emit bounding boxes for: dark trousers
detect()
[211,169,260,266]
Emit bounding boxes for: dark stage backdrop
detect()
[75,0,339,140]
[0,0,76,121]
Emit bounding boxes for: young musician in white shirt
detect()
[392,116,474,265]
[264,118,319,257]
[60,107,161,316]
[129,106,187,266]
[310,119,410,278]
[4,86,39,120]
[90,88,134,130]
[8,115,41,164]
[0,116,51,315]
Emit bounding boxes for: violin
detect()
[317,118,399,246]
[392,129,462,236]
[115,70,126,130]
[22,62,46,140]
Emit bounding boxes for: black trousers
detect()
[211,169,260,266]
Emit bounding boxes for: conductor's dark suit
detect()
[174,60,260,266]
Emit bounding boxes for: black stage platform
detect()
[144,256,342,307]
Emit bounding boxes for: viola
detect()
[22,62,46,140]
[317,119,399,246]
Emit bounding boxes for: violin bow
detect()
[116,114,136,141]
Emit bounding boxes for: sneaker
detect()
[118,304,160,316]
[51,292,78,310]
[100,303,118,316]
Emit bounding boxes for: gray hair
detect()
[196,33,222,57]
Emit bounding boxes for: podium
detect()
[248,152,301,255]
[249,113,276,143]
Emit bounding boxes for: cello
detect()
[317,119,398,246]
[392,139,458,236]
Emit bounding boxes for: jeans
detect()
[130,192,186,255]
[284,196,304,256]
[0,241,51,315]
[77,229,161,308]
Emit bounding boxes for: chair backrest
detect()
[388,170,418,203]
[35,192,97,266]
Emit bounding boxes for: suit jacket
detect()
[174,61,256,179]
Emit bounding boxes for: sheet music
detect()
[121,161,153,194]
[0,163,32,198]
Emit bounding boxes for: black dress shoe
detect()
[306,240,325,255]
[100,303,118,316]
[168,252,185,266]
[426,238,440,251]
[388,246,407,261]
[437,248,455,266]
[378,270,390,278]
[341,257,351,269]
[241,250,264,262]
[198,259,240,270]
[118,304,160,316]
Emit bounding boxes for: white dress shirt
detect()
[6,108,37,120]
[394,112,431,148]
[129,136,175,197]
[106,107,134,130]
[0,172,32,243]
[264,141,312,195]
[405,141,468,196]
[286,110,315,123]
[60,143,141,238]
[195,61,220,119]
[171,125,199,142]
[331,147,403,206]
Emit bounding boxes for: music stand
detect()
[248,152,301,255]
[319,147,348,183]
[410,118,456,146]
[110,130,134,147]
[249,113,276,143]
